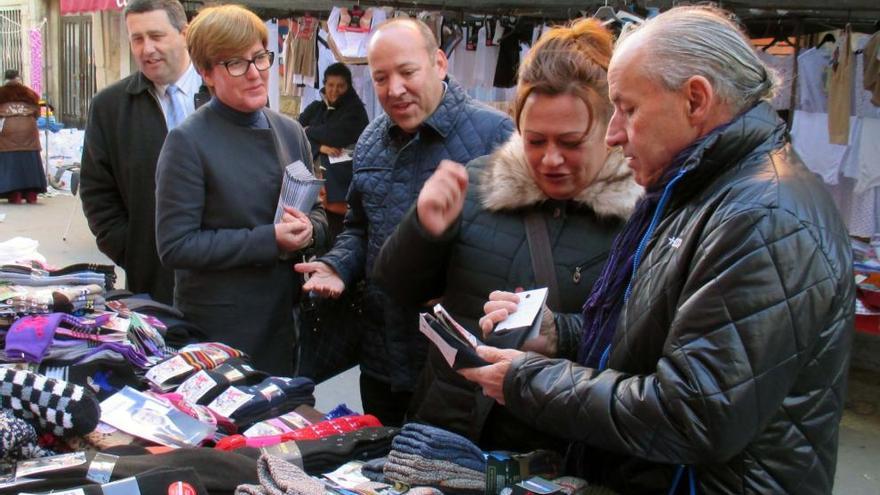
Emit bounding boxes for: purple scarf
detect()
[576,129,727,368]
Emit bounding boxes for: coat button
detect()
[553,207,561,218]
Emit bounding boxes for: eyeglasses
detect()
[218,50,274,77]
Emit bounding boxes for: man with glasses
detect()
[81,0,205,304]
[155,4,326,376]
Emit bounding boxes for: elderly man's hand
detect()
[458,346,523,405]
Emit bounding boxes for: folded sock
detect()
[18,467,209,495]
[361,456,387,483]
[392,423,486,472]
[5,447,258,494]
[0,367,101,436]
[216,414,381,451]
[176,357,267,405]
[264,426,399,476]
[249,454,326,495]
[37,357,143,401]
[146,342,247,390]
[385,450,485,493]
[224,376,315,426]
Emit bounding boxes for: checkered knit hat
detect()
[0,367,101,437]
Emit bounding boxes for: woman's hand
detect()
[478,290,521,338]
[479,290,558,357]
[417,160,468,237]
[294,261,346,298]
[458,346,523,405]
[275,206,313,252]
[319,145,344,157]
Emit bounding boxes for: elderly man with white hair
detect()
[460,6,854,494]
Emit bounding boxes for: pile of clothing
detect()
[382,423,487,493]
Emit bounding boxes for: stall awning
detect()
[61,0,124,15]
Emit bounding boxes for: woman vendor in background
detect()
[298,63,369,244]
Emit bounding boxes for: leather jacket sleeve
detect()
[502,207,850,465]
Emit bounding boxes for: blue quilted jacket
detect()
[319,77,514,390]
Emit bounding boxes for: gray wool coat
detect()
[155,98,327,376]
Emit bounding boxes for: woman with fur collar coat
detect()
[374,19,642,454]
[0,70,46,204]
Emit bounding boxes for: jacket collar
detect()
[125,71,155,96]
[385,77,467,140]
[479,133,643,221]
[672,102,786,199]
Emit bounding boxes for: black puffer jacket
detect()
[503,103,855,494]
[374,133,642,452]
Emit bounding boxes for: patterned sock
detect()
[257,454,326,495]
[0,409,56,465]
[0,367,101,436]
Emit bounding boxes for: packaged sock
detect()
[175,357,267,405]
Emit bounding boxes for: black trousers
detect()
[359,373,412,427]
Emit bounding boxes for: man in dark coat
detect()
[80,0,204,304]
[461,6,854,494]
[296,18,514,426]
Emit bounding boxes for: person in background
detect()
[460,6,854,494]
[0,69,46,204]
[374,19,642,454]
[80,0,204,304]
[155,4,327,376]
[298,62,369,244]
[295,18,514,426]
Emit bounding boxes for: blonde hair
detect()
[514,19,613,135]
[187,4,267,73]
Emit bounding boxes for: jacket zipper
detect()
[600,167,689,371]
[572,252,609,284]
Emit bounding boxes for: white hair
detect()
[618,6,778,114]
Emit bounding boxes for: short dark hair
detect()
[124,0,187,32]
[4,69,20,81]
[324,63,352,87]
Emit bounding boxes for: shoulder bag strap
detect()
[524,211,561,309]
[263,110,293,172]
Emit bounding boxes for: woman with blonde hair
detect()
[374,18,641,453]
[155,4,327,376]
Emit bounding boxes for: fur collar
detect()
[0,83,39,106]
[479,133,643,220]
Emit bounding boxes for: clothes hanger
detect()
[761,21,793,52]
[594,2,643,28]
[816,32,836,49]
[594,2,617,24]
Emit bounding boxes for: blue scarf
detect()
[576,126,730,369]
